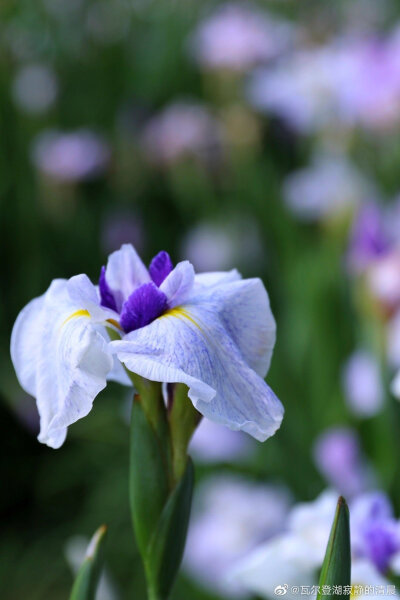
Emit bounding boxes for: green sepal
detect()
[317,496,351,600]
[145,458,194,600]
[129,396,170,557]
[69,525,107,600]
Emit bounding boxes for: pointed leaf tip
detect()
[69,525,108,600]
[317,496,351,600]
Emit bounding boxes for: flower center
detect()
[99,250,174,333]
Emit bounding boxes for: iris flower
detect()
[11,244,283,448]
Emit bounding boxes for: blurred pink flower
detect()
[189,3,294,71]
[342,351,384,417]
[32,129,110,182]
[141,102,222,165]
[368,250,400,310]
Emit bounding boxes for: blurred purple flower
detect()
[181,218,263,273]
[248,34,400,134]
[184,475,291,597]
[248,48,339,133]
[100,211,145,255]
[335,37,400,131]
[12,64,58,115]
[314,427,375,498]
[283,152,373,222]
[32,129,110,182]
[141,102,222,166]
[347,203,389,273]
[342,351,384,417]
[189,418,254,463]
[352,492,400,573]
[229,489,400,599]
[189,3,294,72]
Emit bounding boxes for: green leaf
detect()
[145,458,194,600]
[69,525,107,600]
[317,496,351,600]
[129,397,170,556]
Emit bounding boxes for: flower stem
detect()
[168,383,202,482]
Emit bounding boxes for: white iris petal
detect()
[111,277,283,441]
[104,243,150,311]
[11,279,113,448]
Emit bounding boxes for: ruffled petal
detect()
[111,301,283,441]
[199,277,276,377]
[104,244,150,311]
[159,260,195,308]
[11,280,113,448]
[193,269,241,290]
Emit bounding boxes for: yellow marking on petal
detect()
[106,318,122,331]
[161,306,201,330]
[62,309,90,327]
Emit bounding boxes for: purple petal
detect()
[120,282,168,333]
[149,251,173,287]
[99,266,117,312]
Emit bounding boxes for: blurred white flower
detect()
[229,490,400,600]
[189,418,254,463]
[184,475,291,597]
[228,490,336,600]
[31,129,110,182]
[367,250,400,310]
[314,427,375,497]
[342,351,384,417]
[12,64,58,115]
[283,153,373,222]
[248,48,339,133]
[141,101,222,165]
[189,3,294,72]
[181,218,263,273]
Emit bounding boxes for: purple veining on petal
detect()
[149,251,174,287]
[120,282,168,333]
[99,266,117,312]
